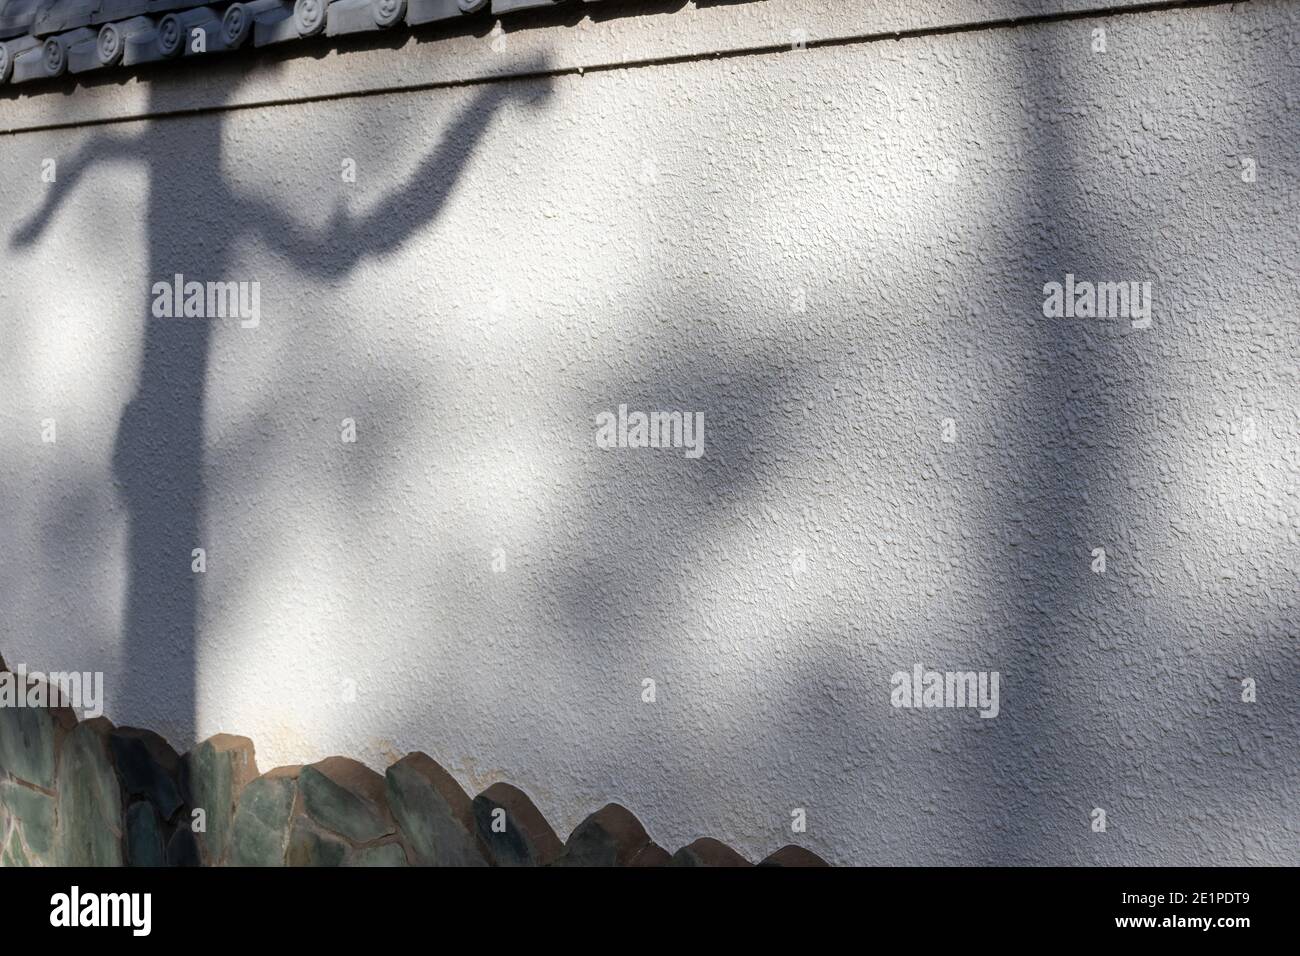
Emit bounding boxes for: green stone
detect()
[125,801,166,867]
[287,818,348,866]
[109,728,184,822]
[0,698,60,789]
[2,836,31,867]
[182,734,257,865]
[345,842,408,867]
[55,719,123,866]
[385,753,488,866]
[0,780,56,860]
[166,825,202,867]
[228,770,298,867]
[299,758,393,844]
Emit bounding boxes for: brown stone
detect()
[557,803,653,867]
[629,842,672,867]
[759,844,831,867]
[472,782,563,866]
[670,837,752,867]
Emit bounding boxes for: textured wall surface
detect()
[1,0,1297,865]
[1,0,1165,133]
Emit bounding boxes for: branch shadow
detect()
[10,56,553,748]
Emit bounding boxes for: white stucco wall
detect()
[1,0,1297,864]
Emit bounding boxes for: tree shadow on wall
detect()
[10,61,553,746]
[990,6,1300,864]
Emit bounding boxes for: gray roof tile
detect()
[33,0,99,37]
[0,0,611,88]
[94,1,152,25]
[0,0,42,40]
